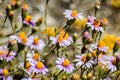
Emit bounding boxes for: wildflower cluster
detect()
[0,0,120,80]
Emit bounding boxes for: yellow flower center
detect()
[36,62,43,69]
[25,61,31,69]
[91,51,96,58]
[33,37,39,45]
[0,50,5,56]
[3,69,9,77]
[19,32,27,43]
[62,59,70,67]
[33,53,39,60]
[25,15,31,22]
[71,10,77,18]
[58,35,63,43]
[22,3,28,10]
[93,20,100,28]
[112,57,116,65]
[81,54,87,62]
[98,41,104,48]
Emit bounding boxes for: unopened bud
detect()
[62,76,67,80]
[6,4,11,15]
[73,33,78,43]
[36,17,43,26]
[88,72,93,78]
[65,52,69,58]
[113,38,120,54]
[22,3,28,11]
[15,1,21,8]
[41,76,47,80]
[94,0,101,10]
[9,11,14,21]
[32,27,39,34]
[71,74,80,80]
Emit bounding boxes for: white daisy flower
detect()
[10,32,31,45]
[50,32,73,47]
[28,36,45,50]
[99,55,117,72]
[90,41,108,53]
[56,58,75,73]
[74,54,94,69]
[26,51,40,63]
[30,61,48,75]
[63,9,84,20]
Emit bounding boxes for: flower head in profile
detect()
[28,36,46,50]
[90,41,108,53]
[0,46,8,60]
[10,32,31,45]
[5,51,16,62]
[63,9,84,20]
[50,31,73,47]
[74,54,94,68]
[56,58,74,73]
[0,68,13,80]
[30,61,48,75]
[23,15,36,27]
[86,16,104,32]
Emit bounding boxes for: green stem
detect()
[54,70,63,80]
[0,15,7,29]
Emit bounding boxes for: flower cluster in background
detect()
[0,0,120,80]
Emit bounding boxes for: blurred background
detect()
[0,0,120,45]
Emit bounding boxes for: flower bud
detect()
[32,27,39,34]
[22,3,28,11]
[87,72,93,78]
[71,74,80,80]
[9,11,14,21]
[62,76,67,80]
[94,0,101,10]
[6,4,11,15]
[82,31,92,44]
[113,38,120,54]
[36,17,43,26]
[72,33,78,43]
[65,52,69,58]
[41,76,47,80]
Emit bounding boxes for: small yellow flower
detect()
[102,34,117,52]
[111,0,120,8]
[73,17,87,30]
[42,26,56,36]
[71,74,80,80]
